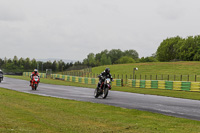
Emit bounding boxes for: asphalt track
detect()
[1,77,200,121]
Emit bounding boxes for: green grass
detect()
[1,87,200,133]
[91,61,200,81]
[92,62,200,75]
[6,75,200,101]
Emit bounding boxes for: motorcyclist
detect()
[30,69,40,86]
[97,68,113,90]
[0,69,3,81]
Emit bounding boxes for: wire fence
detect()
[131,74,200,82]
[61,72,200,86]
[62,72,200,81]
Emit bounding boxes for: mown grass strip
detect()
[6,75,200,100]
[0,87,200,133]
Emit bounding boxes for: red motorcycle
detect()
[31,76,40,90]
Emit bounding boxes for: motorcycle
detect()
[94,78,112,99]
[31,76,40,90]
[0,72,3,83]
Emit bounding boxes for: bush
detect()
[116,56,136,64]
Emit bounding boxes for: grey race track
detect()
[1,77,200,121]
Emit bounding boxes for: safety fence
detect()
[51,74,122,87]
[23,72,47,78]
[23,72,122,87]
[23,72,200,91]
[128,79,200,92]
[61,72,200,82]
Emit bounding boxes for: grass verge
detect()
[5,75,200,100]
[0,87,200,132]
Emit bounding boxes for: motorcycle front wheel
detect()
[94,88,99,98]
[34,84,37,90]
[102,88,109,99]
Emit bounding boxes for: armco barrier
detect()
[128,79,200,92]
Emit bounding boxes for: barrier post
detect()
[195,75,197,82]
[126,75,127,85]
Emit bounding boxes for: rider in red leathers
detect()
[30,69,40,86]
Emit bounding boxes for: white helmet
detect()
[34,69,38,73]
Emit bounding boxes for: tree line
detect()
[82,49,157,67]
[156,35,200,61]
[0,56,75,73]
[0,49,158,73]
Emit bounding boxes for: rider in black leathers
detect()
[0,69,3,81]
[97,68,113,90]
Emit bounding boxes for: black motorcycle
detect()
[94,78,112,99]
[0,72,3,83]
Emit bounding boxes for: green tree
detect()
[24,58,31,70]
[58,60,65,72]
[31,58,37,69]
[18,57,25,67]
[181,36,200,61]
[108,49,123,64]
[13,56,18,66]
[123,49,139,59]
[156,36,182,61]
[140,57,158,62]
[87,53,96,67]
[0,58,4,68]
[116,56,136,64]
[52,61,58,72]
[95,53,102,66]
[193,35,200,61]
[100,54,111,65]
[43,61,53,72]
[175,36,200,61]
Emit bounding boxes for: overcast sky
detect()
[0,0,200,61]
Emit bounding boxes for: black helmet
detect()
[105,68,110,74]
